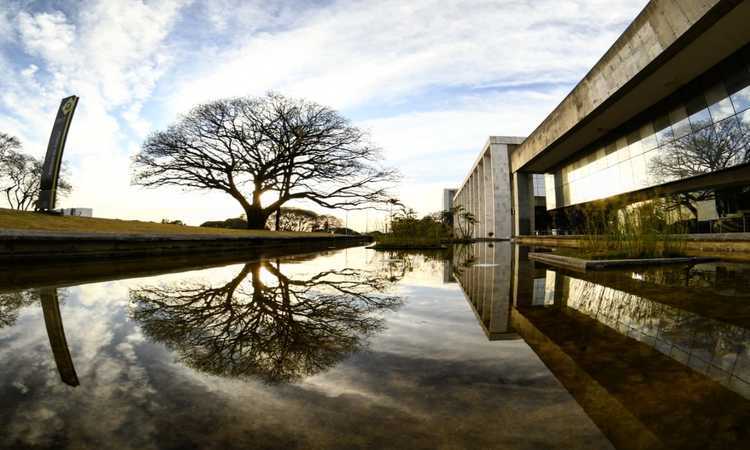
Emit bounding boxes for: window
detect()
[725,60,750,114]
[639,122,658,150]
[654,115,674,146]
[627,129,643,157]
[730,86,750,114]
[705,83,735,122]
[686,94,712,132]
[669,106,692,138]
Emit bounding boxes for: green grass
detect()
[0,208,330,238]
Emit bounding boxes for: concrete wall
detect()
[0,230,369,262]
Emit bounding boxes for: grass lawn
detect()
[0,208,331,238]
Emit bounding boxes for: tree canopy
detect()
[0,132,71,210]
[133,93,399,229]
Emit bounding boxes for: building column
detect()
[476,162,487,238]
[482,152,492,238]
[472,173,479,238]
[489,143,512,240]
[512,171,535,236]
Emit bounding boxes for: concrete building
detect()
[60,207,92,217]
[454,0,750,237]
[453,136,524,240]
[442,188,457,212]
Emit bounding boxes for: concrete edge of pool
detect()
[528,252,717,272]
[0,229,371,262]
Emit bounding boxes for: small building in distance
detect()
[60,208,92,217]
[442,188,457,212]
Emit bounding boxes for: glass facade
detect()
[555,183,750,234]
[532,173,546,197]
[546,45,750,212]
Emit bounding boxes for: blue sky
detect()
[0,0,647,229]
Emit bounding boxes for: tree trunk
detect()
[245,206,268,230]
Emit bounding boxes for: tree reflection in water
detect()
[129,260,403,383]
[0,290,37,328]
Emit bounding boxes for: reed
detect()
[574,199,687,259]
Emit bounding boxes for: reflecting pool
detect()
[1,243,749,449]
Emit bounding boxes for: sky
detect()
[0,0,648,230]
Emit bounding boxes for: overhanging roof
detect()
[511,0,750,173]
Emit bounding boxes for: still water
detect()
[1,243,749,449]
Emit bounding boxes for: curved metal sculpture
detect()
[36,95,78,212]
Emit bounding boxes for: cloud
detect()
[166,0,643,114]
[17,11,76,64]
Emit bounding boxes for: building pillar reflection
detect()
[451,242,517,340]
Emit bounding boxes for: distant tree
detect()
[650,118,750,218]
[200,216,248,229]
[266,207,319,231]
[313,214,343,231]
[132,93,399,229]
[0,134,72,211]
[161,218,185,226]
[387,208,448,240]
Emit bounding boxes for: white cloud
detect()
[0,8,14,42]
[167,0,644,113]
[16,11,75,64]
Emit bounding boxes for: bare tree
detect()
[0,132,20,158]
[129,260,402,382]
[650,118,750,218]
[0,134,72,211]
[132,93,399,229]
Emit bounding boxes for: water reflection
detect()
[129,259,403,383]
[450,243,516,340]
[1,288,79,387]
[4,244,750,449]
[39,289,79,387]
[453,243,750,449]
[0,289,36,328]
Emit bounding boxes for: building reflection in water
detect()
[450,243,750,450]
[450,243,517,340]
